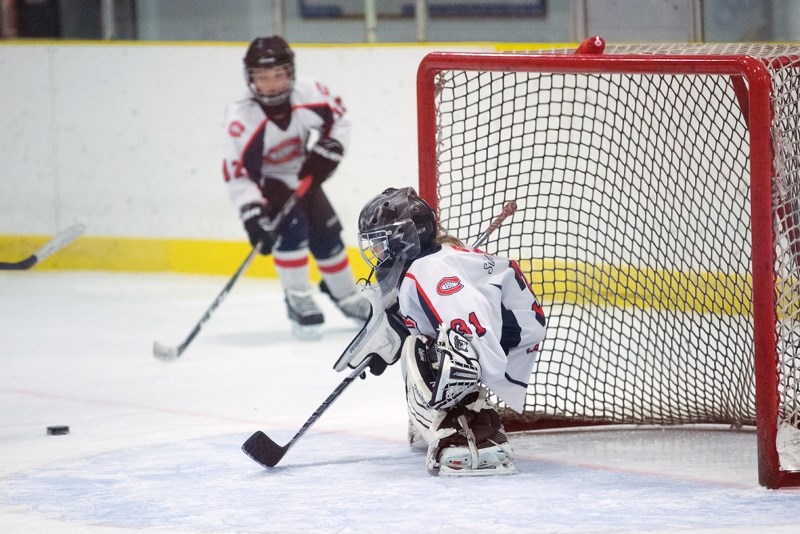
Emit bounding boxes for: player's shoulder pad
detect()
[407,246,482,288]
[224,99,269,131]
[226,94,258,112]
[292,78,337,105]
[401,256,440,290]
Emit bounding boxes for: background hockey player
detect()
[335,187,547,475]
[222,36,370,339]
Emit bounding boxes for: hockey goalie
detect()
[335,187,547,476]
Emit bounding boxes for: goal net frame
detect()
[416,36,800,489]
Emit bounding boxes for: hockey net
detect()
[416,37,800,489]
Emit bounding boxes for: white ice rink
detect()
[2,270,800,533]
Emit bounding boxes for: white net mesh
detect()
[424,44,800,474]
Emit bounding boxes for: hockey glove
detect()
[299,137,344,185]
[240,202,277,254]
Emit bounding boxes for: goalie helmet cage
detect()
[416,36,800,489]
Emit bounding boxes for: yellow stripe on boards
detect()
[520,258,755,315]
[2,233,769,316]
[0,235,373,281]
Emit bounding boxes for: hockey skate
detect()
[429,414,516,476]
[320,281,371,323]
[285,289,324,340]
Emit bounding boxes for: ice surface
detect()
[1,271,799,533]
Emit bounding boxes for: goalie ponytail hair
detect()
[435,234,465,248]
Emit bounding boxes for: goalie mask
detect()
[358,187,437,289]
[243,35,295,106]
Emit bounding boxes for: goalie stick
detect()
[0,223,85,270]
[241,200,518,468]
[153,177,314,361]
[242,355,373,468]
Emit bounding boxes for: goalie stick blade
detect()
[152,341,181,361]
[242,430,288,468]
[242,358,371,469]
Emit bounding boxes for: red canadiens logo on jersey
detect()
[228,121,246,138]
[264,137,303,164]
[436,276,464,296]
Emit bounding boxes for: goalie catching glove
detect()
[299,137,343,186]
[240,202,278,254]
[334,290,407,376]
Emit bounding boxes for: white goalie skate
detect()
[285,289,324,340]
[429,415,516,476]
[436,440,516,476]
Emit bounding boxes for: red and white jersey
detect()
[398,244,546,413]
[221,78,350,211]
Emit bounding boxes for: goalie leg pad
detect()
[400,334,449,447]
[429,328,481,410]
[407,418,427,452]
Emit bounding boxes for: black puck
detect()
[47,425,69,435]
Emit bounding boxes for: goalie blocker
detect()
[333,287,407,376]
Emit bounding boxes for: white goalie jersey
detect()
[221,78,350,211]
[397,244,546,412]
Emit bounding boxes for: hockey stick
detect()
[153,177,313,361]
[471,200,517,249]
[153,245,261,360]
[242,356,373,468]
[0,223,85,270]
[241,200,518,469]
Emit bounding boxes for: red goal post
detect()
[416,36,800,489]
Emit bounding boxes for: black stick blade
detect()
[0,256,37,270]
[242,431,289,468]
